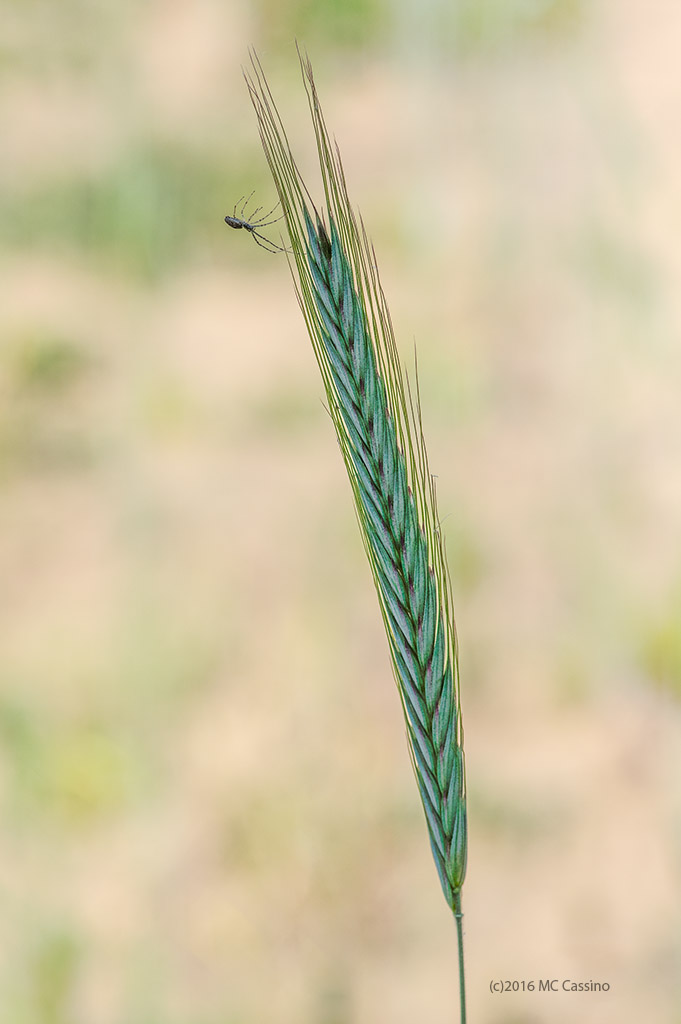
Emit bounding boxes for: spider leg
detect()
[239,190,255,217]
[247,205,264,222]
[250,233,281,254]
[250,201,281,226]
[251,231,290,254]
[251,214,284,228]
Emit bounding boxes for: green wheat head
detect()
[245,51,467,917]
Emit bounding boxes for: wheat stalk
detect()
[245,49,468,1020]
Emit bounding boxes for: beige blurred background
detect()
[1,1,680,1022]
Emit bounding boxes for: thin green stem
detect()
[453,889,466,1024]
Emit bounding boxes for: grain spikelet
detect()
[244,49,467,936]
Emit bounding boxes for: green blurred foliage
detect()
[2,141,245,281]
[30,929,81,1024]
[449,0,584,50]
[255,0,583,54]
[47,727,134,822]
[256,0,384,50]
[6,333,91,395]
[0,699,136,825]
[640,597,681,699]
[0,329,98,476]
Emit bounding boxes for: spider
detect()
[224,192,290,253]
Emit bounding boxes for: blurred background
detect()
[1,1,680,1022]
